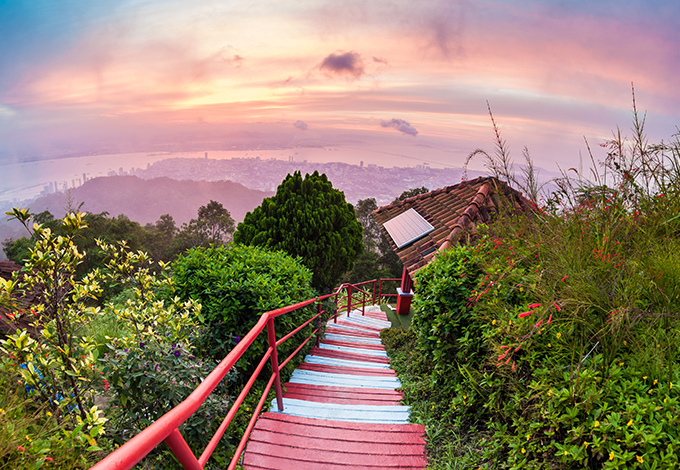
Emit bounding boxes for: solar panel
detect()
[383,208,435,249]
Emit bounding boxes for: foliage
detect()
[393,186,430,203]
[342,197,402,283]
[388,98,680,469]
[0,358,98,469]
[0,210,107,432]
[234,170,363,289]
[92,240,224,453]
[354,198,382,252]
[169,200,235,257]
[171,244,317,376]
[411,245,482,367]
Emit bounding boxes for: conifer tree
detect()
[234,171,362,289]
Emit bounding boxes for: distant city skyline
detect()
[1,0,679,176]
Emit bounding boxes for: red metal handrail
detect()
[378,278,401,303]
[90,281,386,470]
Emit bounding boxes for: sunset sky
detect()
[1,0,679,172]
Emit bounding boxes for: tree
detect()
[144,214,177,262]
[354,198,381,252]
[234,171,363,289]
[342,197,403,283]
[170,200,235,256]
[393,186,429,203]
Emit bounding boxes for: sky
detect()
[1,0,679,173]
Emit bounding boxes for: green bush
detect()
[171,244,317,376]
[412,245,483,367]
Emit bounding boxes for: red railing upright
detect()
[378,278,401,303]
[90,279,393,470]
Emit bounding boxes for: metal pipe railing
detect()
[91,280,389,470]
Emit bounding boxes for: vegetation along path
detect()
[242,305,427,469]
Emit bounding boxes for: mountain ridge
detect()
[26,176,273,226]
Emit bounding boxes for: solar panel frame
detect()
[383,208,435,249]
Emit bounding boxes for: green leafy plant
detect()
[171,244,317,378]
[0,209,107,444]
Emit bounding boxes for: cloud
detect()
[319,51,365,78]
[372,56,388,64]
[293,120,308,130]
[380,118,419,136]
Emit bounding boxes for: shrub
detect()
[171,244,317,377]
[0,210,107,445]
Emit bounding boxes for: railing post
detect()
[266,317,284,412]
[347,284,352,316]
[164,428,203,470]
[316,303,322,348]
[372,280,376,305]
[333,295,338,323]
[378,280,383,304]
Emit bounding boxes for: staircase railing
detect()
[378,278,401,303]
[90,279,391,470]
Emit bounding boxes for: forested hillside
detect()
[27,176,272,225]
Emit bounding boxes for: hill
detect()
[26,176,272,226]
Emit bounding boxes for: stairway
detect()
[242,305,427,469]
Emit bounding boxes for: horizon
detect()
[1,0,679,184]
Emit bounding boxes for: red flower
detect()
[528,303,542,309]
[560,276,568,282]
[518,310,535,318]
[17,446,26,451]
[45,457,54,462]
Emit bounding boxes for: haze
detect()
[1,0,679,183]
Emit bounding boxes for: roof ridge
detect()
[372,176,492,215]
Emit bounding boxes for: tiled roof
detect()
[372,176,531,275]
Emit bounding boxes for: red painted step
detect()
[309,347,390,364]
[281,392,401,406]
[253,413,423,443]
[326,326,381,339]
[282,382,402,405]
[259,412,424,433]
[243,440,427,468]
[245,458,425,470]
[283,382,403,399]
[249,428,426,455]
[298,362,396,377]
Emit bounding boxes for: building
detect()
[372,176,532,314]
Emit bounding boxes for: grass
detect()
[381,302,413,328]
[0,360,98,469]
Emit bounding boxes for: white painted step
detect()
[269,398,411,424]
[289,369,401,389]
[304,355,392,369]
[323,333,383,345]
[340,315,391,328]
[318,343,388,357]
